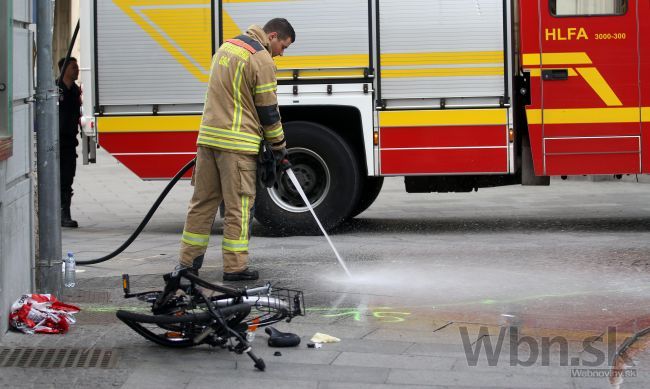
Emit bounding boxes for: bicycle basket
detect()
[214,287,305,327]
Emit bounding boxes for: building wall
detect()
[53,0,80,76]
[0,0,35,339]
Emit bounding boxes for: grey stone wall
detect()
[0,0,35,339]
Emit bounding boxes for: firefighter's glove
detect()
[274,148,292,173]
[257,140,277,188]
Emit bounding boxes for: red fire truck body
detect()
[80,0,649,232]
[521,0,649,176]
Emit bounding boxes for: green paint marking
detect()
[306,307,412,323]
[373,311,411,323]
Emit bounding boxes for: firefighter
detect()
[57,57,82,228]
[176,19,295,281]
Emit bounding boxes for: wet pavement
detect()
[2,149,650,388]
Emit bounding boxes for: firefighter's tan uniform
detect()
[180,25,286,273]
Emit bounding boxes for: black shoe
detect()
[61,218,78,228]
[223,268,259,281]
[61,207,78,228]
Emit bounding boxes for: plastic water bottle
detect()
[64,252,76,288]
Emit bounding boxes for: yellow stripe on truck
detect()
[382,51,503,66]
[380,109,508,127]
[643,107,650,122]
[523,52,621,107]
[576,68,623,106]
[526,108,641,125]
[275,51,504,71]
[275,54,369,69]
[276,68,367,80]
[381,67,503,78]
[113,0,212,83]
[97,116,201,133]
[522,52,593,66]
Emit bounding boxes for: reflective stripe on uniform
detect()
[226,39,257,54]
[200,125,262,143]
[198,124,262,152]
[197,136,259,152]
[181,230,210,247]
[223,237,249,252]
[264,125,283,139]
[222,43,250,61]
[232,62,246,132]
[240,195,250,241]
[255,82,277,94]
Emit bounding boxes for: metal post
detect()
[35,0,62,295]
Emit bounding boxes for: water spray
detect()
[284,167,352,278]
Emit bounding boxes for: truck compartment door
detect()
[538,0,641,175]
[376,0,510,175]
[376,0,507,108]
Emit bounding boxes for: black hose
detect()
[77,158,196,265]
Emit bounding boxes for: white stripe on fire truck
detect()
[380,146,508,151]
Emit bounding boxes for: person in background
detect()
[57,57,81,228]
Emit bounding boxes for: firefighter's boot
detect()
[223,267,259,281]
[61,207,78,228]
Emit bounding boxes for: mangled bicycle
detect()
[115,269,304,371]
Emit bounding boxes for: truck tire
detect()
[348,176,384,219]
[254,121,361,235]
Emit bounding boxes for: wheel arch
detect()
[254,120,363,234]
[280,105,370,176]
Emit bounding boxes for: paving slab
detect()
[332,351,456,370]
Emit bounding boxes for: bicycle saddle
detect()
[265,326,301,347]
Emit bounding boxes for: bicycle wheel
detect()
[116,304,251,348]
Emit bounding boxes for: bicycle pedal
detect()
[122,274,131,295]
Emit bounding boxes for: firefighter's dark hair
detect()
[58,56,77,71]
[263,18,295,42]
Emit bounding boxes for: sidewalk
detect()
[2,149,650,388]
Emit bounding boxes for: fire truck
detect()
[79,0,650,233]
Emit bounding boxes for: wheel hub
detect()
[284,164,317,195]
[267,147,330,213]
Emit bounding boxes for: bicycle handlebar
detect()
[183,272,273,297]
